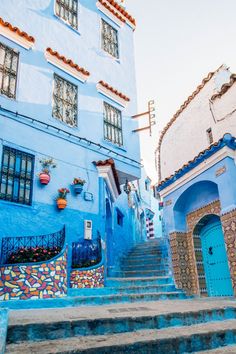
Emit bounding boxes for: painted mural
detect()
[70,265,104,288]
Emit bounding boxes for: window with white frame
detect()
[52,74,78,127]
[104,102,123,146]
[55,0,78,29]
[0,42,19,99]
[101,19,119,59]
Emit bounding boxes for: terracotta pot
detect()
[39,172,50,185]
[57,198,67,209]
[73,184,84,195]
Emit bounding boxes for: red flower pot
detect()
[39,172,50,185]
[57,198,67,210]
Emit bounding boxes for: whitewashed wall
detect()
[159,67,236,180]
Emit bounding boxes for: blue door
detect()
[201,221,233,297]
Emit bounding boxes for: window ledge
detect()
[0,25,34,50]
[103,139,127,152]
[0,199,32,209]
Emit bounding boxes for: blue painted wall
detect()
[0,1,141,274]
[161,155,236,236]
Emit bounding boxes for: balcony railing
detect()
[72,233,102,268]
[0,226,65,265]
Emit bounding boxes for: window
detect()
[0,146,34,205]
[206,128,213,144]
[53,74,78,127]
[145,179,150,191]
[104,102,123,146]
[101,19,119,59]
[55,0,78,29]
[0,43,19,99]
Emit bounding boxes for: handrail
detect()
[0,226,65,265]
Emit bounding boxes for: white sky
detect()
[125,0,236,182]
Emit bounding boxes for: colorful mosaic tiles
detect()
[70,265,104,288]
[0,249,67,300]
[221,208,236,296]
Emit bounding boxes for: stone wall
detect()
[70,265,104,288]
[221,208,236,296]
[0,248,67,301]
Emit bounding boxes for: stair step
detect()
[6,319,236,353]
[121,264,169,271]
[197,344,236,353]
[110,270,168,277]
[106,276,174,287]
[68,284,177,296]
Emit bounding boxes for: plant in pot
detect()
[39,157,57,185]
[56,188,70,209]
[72,177,86,195]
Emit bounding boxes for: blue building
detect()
[156,67,236,298]
[0,0,142,300]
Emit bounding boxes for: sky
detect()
[125,0,236,182]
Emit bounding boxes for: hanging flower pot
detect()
[39,172,50,185]
[57,198,67,209]
[72,178,86,195]
[56,188,70,210]
[38,157,57,185]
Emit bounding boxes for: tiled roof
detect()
[46,48,90,76]
[156,134,236,192]
[98,80,130,101]
[98,0,126,23]
[104,0,136,26]
[93,158,121,194]
[0,17,35,43]
[211,73,236,100]
[156,66,223,180]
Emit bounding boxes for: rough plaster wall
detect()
[160,68,236,180]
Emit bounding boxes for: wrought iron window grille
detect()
[0,42,19,99]
[72,232,102,268]
[0,146,34,205]
[101,19,119,59]
[53,74,78,127]
[0,226,65,265]
[55,0,78,29]
[103,102,123,146]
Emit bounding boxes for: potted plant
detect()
[39,157,57,185]
[72,177,86,195]
[56,188,70,209]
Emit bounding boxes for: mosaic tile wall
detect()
[0,249,67,300]
[170,231,198,295]
[221,208,236,296]
[70,265,104,288]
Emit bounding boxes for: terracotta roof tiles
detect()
[93,158,121,194]
[99,0,126,23]
[105,0,136,25]
[0,17,35,43]
[46,47,90,76]
[211,73,236,101]
[99,80,130,102]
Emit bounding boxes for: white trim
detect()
[45,51,88,83]
[160,146,236,198]
[96,1,124,27]
[0,26,34,50]
[96,164,120,201]
[97,82,128,108]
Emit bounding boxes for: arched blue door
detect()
[201,220,233,297]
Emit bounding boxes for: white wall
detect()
[159,66,236,180]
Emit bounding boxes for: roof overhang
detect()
[94,159,121,201]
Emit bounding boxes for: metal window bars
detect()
[55,0,78,29]
[0,226,65,265]
[103,102,123,146]
[0,42,19,99]
[0,146,34,205]
[101,19,119,59]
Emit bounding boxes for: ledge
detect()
[0,17,35,50]
[45,48,90,83]
[97,81,130,108]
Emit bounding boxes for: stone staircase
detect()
[4,239,236,353]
